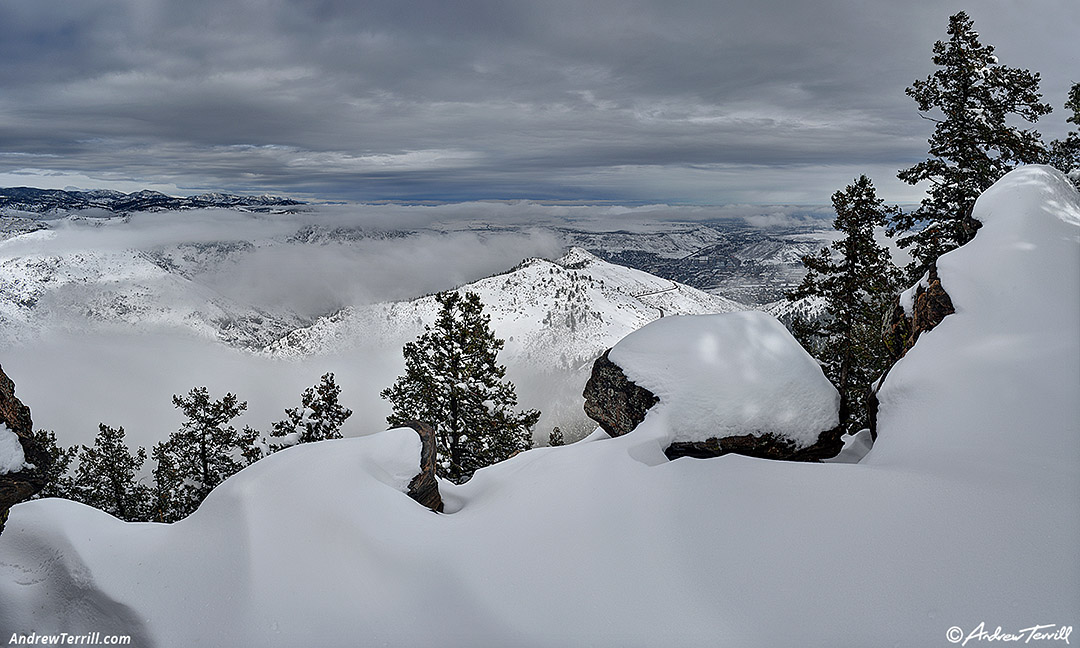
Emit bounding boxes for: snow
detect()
[0,421,27,474]
[823,428,874,463]
[608,310,839,447]
[897,270,928,317]
[1,167,1078,646]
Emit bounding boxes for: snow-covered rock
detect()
[600,310,841,458]
[0,362,49,534]
[0,422,26,475]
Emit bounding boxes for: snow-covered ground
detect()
[1,166,1076,646]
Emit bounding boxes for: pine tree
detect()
[892,11,1051,277]
[790,176,903,435]
[381,291,539,483]
[268,372,352,452]
[151,387,260,521]
[1048,83,1080,186]
[72,424,151,522]
[27,429,77,500]
[548,427,565,447]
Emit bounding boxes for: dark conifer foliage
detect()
[72,424,151,522]
[151,387,260,522]
[269,372,352,452]
[790,176,902,435]
[27,430,77,501]
[1048,83,1080,186]
[892,11,1051,278]
[382,291,539,483]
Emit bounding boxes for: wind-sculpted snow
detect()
[1,170,1077,646]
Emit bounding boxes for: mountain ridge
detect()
[0,187,302,215]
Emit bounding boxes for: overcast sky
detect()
[0,0,1076,205]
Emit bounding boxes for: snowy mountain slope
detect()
[265,247,748,439]
[589,227,833,304]
[1,166,1075,647]
[0,229,304,348]
[265,247,748,372]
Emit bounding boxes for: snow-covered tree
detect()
[72,424,150,522]
[892,11,1051,277]
[790,176,903,435]
[268,372,352,452]
[382,291,539,483]
[1048,83,1080,186]
[151,387,260,521]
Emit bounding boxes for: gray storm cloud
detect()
[0,0,1075,204]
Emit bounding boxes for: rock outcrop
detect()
[582,350,659,438]
[883,264,956,361]
[583,312,844,462]
[400,421,443,513]
[872,262,957,439]
[664,428,843,462]
[1,363,51,535]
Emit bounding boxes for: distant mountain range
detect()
[0,187,302,215]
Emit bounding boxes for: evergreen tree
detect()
[28,429,77,500]
[269,373,352,452]
[548,427,565,447]
[790,176,903,435]
[72,424,150,522]
[151,387,259,521]
[892,11,1051,277]
[381,291,539,483]
[1048,83,1080,186]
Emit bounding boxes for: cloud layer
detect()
[1,0,1076,204]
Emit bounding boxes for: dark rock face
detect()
[666,429,844,462]
[582,349,659,438]
[583,349,843,462]
[883,264,956,361]
[1,363,51,535]
[400,421,443,513]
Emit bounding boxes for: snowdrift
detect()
[1,167,1078,647]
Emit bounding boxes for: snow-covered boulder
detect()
[587,310,843,460]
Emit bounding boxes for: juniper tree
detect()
[27,429,76,500]
[1048,83,1080,185]
[268,372,352,452]
[151,387,260,521]
[790,176,903,435]
[72,424,151,522]
[381,291,539,483]
[892,11,1051,278]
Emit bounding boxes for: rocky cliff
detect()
[0,363,50,535]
